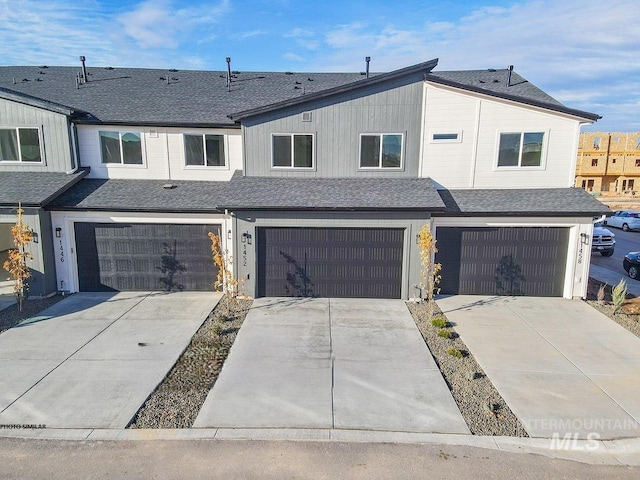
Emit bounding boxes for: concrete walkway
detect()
[195,298,470,434]
[437,295,640,440]
[0,291,221,428]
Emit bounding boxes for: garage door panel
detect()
[436,227,569,297]
[75,223,220,292]
[258,227,403,299]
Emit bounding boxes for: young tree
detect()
[2,205,34,311]
[209,232,245,318]
[417,223,441,318]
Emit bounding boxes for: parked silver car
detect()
[604,210,640,232]
[592,224,615,256]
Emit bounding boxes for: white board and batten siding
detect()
[421,83,584,189]
[77,125,242,181]
[0,98,74,173]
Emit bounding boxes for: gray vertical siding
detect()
[233,210,430,300]
[0,99,73,173]
[0,207,57,297]
[243,74,424,177]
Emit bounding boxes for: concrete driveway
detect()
[0,291,220,428]
[437,295,640,440]
[195,298,470,434]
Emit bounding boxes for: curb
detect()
[1,428,639,466]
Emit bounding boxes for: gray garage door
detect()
[257,227,404,298]
[435,227,569,297]
[74,223,220,292]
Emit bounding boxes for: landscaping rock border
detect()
[127,295,252,429]
[586,279,640,339]
[406,301,528,437]
[0,295,66,334]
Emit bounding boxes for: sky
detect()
[0,0,638,132]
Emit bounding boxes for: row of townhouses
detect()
[0,58,608,300]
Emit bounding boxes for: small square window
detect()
[636,159,640,167]
[272,134,313,168]
[0,128,42,162]
[360,133,403,169]
[184,134,225,167]
[592,158,598,167]
[99,130,143,165]
[497,132,544,168]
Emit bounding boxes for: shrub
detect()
[431,317,447,328]
[596,283,606,304]
[612,279,627,313]
[211,323,223,337]
[437,328,452,339]
[446,347,463,358]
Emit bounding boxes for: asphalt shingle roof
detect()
[436,188,611,216]
[0,170,87,206]
[0,61,599,126]
[221,171,446,210]
[47,178,228,212]
[0,66,369,126]
[426,70,600,121]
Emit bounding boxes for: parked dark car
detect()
[623,252,640,279]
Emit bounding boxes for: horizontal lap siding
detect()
[258,227,403,298]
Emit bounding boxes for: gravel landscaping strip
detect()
[406,301,528,437]
[586,278,640,338]
[128,295,252,429]
[0,295,66,334]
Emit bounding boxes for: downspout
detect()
[165,129,172,180]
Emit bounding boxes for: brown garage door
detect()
[257,227,404,298]
[74,223,220,291]
[435,227,569,297]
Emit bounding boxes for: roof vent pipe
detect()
[506,65,513,87]
[365,56,371,79]
[226,57,231,92]
[79,56,87,83]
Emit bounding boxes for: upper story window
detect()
[592,158,598,167]
[272,134,313,168]
[184,134,226,167]
[360,133,403,169]
[430,131,461,143]
[0,127,42,163]
[497,132,544,168]
[99,131,143,165]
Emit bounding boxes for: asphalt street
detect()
[591,227,640,281]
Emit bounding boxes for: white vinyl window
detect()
[0,127,43,163]
[272,134,314,168]
[99,130,143,165]
[430,131,462,143]
[497,132,545,168]
[184,134,226,167]
[359,133,403,169]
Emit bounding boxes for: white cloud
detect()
[316,0,640,130]
[114,0,231,50]
[0,0,231,68]
[283,52,305,62]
